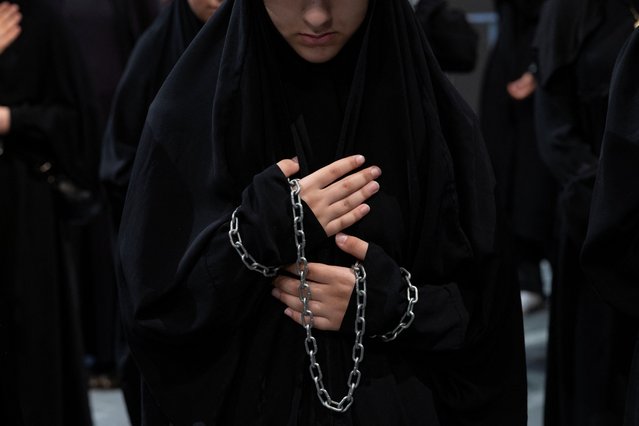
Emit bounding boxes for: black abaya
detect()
[582,26,639,426]
[0,1,96,424]
[534,1,638,424]
[414,0,478,73]
[119,1,526,424]
[479,0,556,297]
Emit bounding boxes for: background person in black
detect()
[582,22,639,426]
[0,0,97,424]
[117,0,527,424]
[100,0,221,423]
[479,0,556,315]
[57,0,163,390]
[534,0,638,424]
[413,0,479,73]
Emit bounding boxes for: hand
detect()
[0,106,10,135]
[277,155,381,236]
[271,233,369,331]
[507,72,536,100]
[0,2,21,55]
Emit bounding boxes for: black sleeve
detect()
[120,161,326,342]
[535,68,599,187]
[340,243,468,352]
[415,0,479,73]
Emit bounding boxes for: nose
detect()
[303,0,332,33]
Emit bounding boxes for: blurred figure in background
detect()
[57,0,161,389]
[534,0,638,423]
[413,0,479,73]
[582,18,639,426]
[100,0,222,423]
[0,0,98,424]
[479,0,556,315]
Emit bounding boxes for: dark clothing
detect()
[0,1,96,425]
[582,27,639,426]
[119,0,526,424]
[101,0,204,228]
[100,1,204,423]
[479,0,556,295]
[414,0,479,73]
[535,1,637,424]
[56,0,160,389]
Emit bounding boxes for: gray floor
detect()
[90,307,549,426]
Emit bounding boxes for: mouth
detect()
[298,32,337,47]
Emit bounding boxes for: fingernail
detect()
[370,166,381,178]
[271,288,280,298]
[360,204,371,214]
[335,233,347,244]
[292,156,299,163]
[355,155,365,165]
[284,308,292,317]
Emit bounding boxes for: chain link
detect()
[228,207,280,277]
[289,178,368,413]
[375,268,419,342]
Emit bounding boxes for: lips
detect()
[299,32,337,47]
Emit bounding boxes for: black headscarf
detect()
[119,0,520,424]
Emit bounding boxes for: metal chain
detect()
[289,178,368,413]
[228,207,280,277]
[375,268,419,342]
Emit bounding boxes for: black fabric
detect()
[100,1,203,423]
[0,0,95,425]
[581,29,639,425]
[535,2,638,425]
[479,0,556,296]
[582,28,639,320]
[101,0,204,228]
[119,0,526,424]
[414,0,478,73]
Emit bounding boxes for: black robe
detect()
[581,26,639,426]
[100,1,203,423]
[414,0,479,73]
[534,0,638,424]
[0,0,96,424]
[479,0,556,294]
[101,0,204,228]
[119,0,527,424]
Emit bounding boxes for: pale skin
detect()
[0,1,21,135]
[507,71,537,101]
[264,0,376,331]
[187,0,224,22]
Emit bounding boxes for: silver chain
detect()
[228,208,280,277]
[375,268,418,342]
[289,178,368,413]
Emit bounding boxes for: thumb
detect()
[335,233,368,261]
[277,157,300,178]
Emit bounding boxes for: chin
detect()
[295,47,340,64]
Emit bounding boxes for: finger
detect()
[326,179,379,220]
[271,287,325,316]
[284,308,335,331]
[323,165,381,205]
[324,204,370,237]
[276,157,299,178]
[301,154,366,190]
[335,233,369,261]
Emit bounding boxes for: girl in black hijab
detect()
[582,20,639,426]
[0,0,96,424]
[534,0,638,424]
[119,0,527,424]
